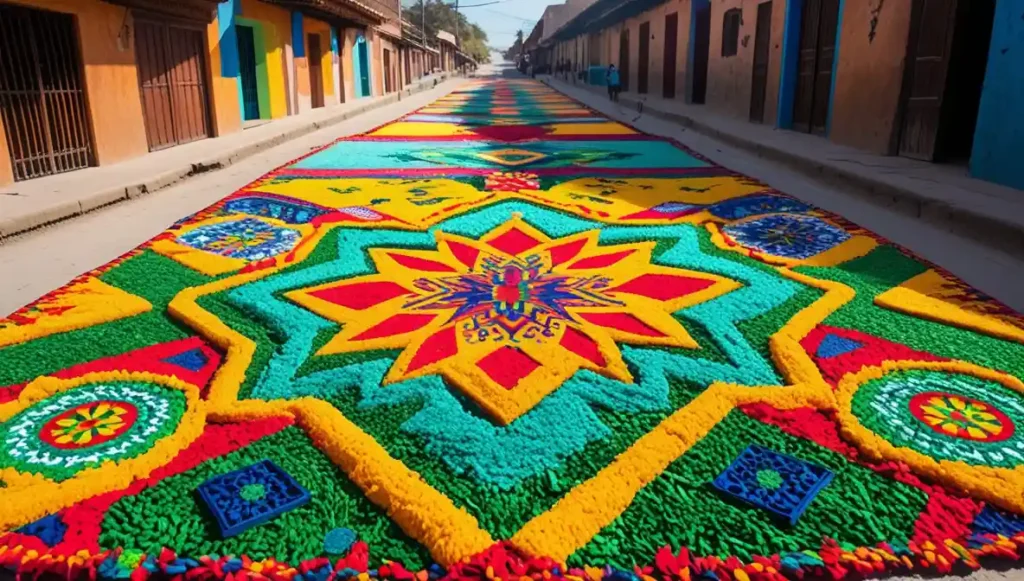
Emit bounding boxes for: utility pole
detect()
[422,0,426,42]
[454,0,459,47]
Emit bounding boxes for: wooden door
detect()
[135,18,210,151]
[898,0,958,160]
[749,1,773,122]
[811,0,839,132]
[792,0,839,134]
[638,22,650,94]
[691,2,711,104]
[383,48,392,93]
[336,27,346,103]
[404,49,412,86]
[0,3,93,181]
[308,34,325,108]
[236,25,260,120]
[663,13,679,99]
[618,29,630,92]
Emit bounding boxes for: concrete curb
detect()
[543,77,1024,254]
[0,74,463,241]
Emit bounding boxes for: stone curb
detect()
[0,74,464,241]
[543,77,1024,255]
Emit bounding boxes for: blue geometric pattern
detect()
[16,513,67,547]
[177,218,301,261]
[710,193,812,220]
[162,348,209,372]
[723,215,850,260]
[972,504,1024,537]
[224,195,328,224]
[649,201,703,215]
[711,444,834,525]
[197,460,311,538]
[815,334,863,359]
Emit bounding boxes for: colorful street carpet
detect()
[3,79,1024,581]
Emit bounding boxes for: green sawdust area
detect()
[800,246,1024,379]
[326,378,704,540]
[645,231,826,380]
[201,227,366,400]
[569,410,927,568]
[257,221,830,537]
[100,426,432,568]
[0,252,211,386]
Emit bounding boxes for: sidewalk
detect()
[0,73,463,240]
[543,75,1024,255]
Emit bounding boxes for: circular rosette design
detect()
[851,369,1024,468]
[0,381,187,482]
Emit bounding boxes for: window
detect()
[721,8,741,57]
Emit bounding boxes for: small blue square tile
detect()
[711,444,834,526]
[197,460,310,538]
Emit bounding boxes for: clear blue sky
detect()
[401,0,554,50]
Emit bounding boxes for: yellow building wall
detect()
[1,0,149,172]
[304,17,335,99]
[206,16,242,136]
[241,0,291,119]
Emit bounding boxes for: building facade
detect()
[0,0,445,186]
[539,0,1023,191]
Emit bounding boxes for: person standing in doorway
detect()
[606,63,621,102]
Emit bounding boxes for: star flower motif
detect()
[287,216,740,424]
[42,401,136,448]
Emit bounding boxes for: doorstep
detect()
[543,76,1024,255]
[0,73,461,241]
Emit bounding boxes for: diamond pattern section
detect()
[476,346,541,390]
[487,227,543,256]
[610,274,716,301]
[311,281,411,311]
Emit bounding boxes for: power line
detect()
[483,8,537,22]
[458,0,509,7]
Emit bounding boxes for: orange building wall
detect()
[378,36,399,94]
[705,0,786,121]
[206,15,242,137]
[2,0,149,172]
[706,0,756,118]
[829,0,913,153]
[0,115,12,185]
[305,17,335,101]
[370,30,384,96]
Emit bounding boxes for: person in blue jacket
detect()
[606,64,621,102]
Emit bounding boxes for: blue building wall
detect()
[970,0,1024,190]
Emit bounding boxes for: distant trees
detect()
[401,0,491,63]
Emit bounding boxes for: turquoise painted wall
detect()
[970,0,1024,190]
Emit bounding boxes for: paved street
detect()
[1,66,1024,581]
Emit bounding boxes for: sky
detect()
[401,0,554,50]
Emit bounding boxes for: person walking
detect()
[606,63,621,102]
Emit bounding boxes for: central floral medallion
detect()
[288,216,739,423]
